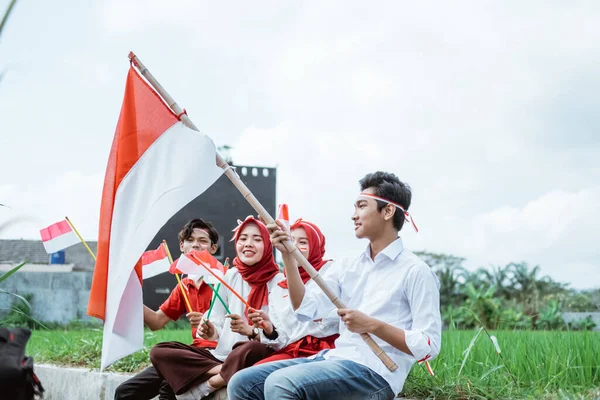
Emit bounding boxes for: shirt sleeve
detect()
[403,262,442,361]
[259,287,291,350]
[295,260,342,322]
[159,286,187,321]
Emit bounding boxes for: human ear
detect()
[384,204,396,221]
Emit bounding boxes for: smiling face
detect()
[291,227,310,259]
[179,228,216,255]
[235,223,265,266]
[352,187,390,240]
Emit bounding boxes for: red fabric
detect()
[255,334,339,365]
[141,244,168,266]
[232,217,280,322]
[40,220,72,242]
[278,219,330,289]
[87,66,178,320]
[159,277,217,348]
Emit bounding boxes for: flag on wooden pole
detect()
[169,250,226,286]
[87,65,223,370]
[141,244,170,279]
[277,203,289,230]
[39,220,80,254]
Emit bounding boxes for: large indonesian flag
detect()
[87,66,223,370]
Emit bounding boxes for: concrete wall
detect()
[0,271,95,324]
[35,364,228,400]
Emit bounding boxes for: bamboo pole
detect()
[162,240,193,314]
[0,0,18,40]
[128,52,398,372]
[65,216,96,261]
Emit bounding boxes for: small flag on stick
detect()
[39,220,80,254]
[277,204,289,230]
[141,243,170,279]
[169,250,226,286]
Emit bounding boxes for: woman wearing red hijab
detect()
[216,218,339,376]
[250,218,339,365]
[149,217,283,399]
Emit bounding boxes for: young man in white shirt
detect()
[227,171,442,400]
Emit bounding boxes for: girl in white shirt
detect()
[249,219,339,365]
[149,217,283,399]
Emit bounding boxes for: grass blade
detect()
[0,260,28,283]
[480,365,505,380]
[458,326,483,377]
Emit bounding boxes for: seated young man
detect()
[227,171,442,400]
[114,218,220,400]
[149,216,284,399]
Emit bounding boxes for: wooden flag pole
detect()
[128,52,398,372]
[65,216,96,261]
[162,240,193,314]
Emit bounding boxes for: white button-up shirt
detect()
[259,262,339,349]
[295,238,441,396]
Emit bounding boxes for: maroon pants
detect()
[150,341,274,394]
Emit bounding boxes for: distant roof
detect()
[0,240,97,270]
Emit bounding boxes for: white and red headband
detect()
[357,192,419,233]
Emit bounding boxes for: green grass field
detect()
[26,329,600,399]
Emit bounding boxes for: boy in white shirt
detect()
[227,171,442,400]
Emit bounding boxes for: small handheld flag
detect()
[169,250,226,285]
[39,220,80,254]
[141,244,170,279]
[277,204,289,230]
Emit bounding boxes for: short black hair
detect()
[359,171,412,231]
[178,219,219,246]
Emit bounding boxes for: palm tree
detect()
[479,265,513,299]
[507,262,567,328]
[463,282,501,329]
[416,251,468,307]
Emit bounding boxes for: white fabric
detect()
[175,255,224,285]
[142,257,171,280]
[100,121,223,370]
[259,262,339,350]
[295,238,441,396]
[41,230,80,254]
[207,268,285,361]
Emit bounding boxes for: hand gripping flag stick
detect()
[128,52,398,372]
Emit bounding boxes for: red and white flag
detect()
[169,250,226,285]
[277,203,289,230]
[87,66,223,370]
[142,244,170,280]
[39,220,80,254]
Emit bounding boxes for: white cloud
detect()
[1,1,599,289]
[0,172,103,240]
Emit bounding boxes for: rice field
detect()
[26,329,600,399]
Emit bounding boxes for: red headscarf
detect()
[279,218,329,289]
[231,216,280,321]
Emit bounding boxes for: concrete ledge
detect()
[35,364,140,400]
[34,364,227,400]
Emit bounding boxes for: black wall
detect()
[142,165,276,311]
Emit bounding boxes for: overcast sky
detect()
[1,1,598,289]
